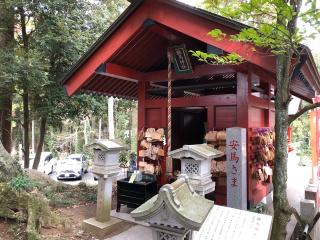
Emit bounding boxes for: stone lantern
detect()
[131,175,213,240]
[82,139,128,238]
[168,144,224,196]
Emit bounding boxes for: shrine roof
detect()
[131,175,214,230]
[61,0,320,102]
[168,144,224,160]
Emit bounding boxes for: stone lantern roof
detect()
[87,139,128,151]
[131,175,213,230]
[168,144,224,161]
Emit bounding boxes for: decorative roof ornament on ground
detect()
[168,144,224,196]
[131,174,214,240]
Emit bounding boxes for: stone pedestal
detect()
[82,217,122,239]
[82,173,122,238]
[96,177,113,222]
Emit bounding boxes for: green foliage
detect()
[208,28,226,40]
[114,99,137,150]
[249,202,267,213]
[200,0,320,56]
[291,102,311,159]
[8,175,39,192]
[0,0,130,156]
[119,151,129,168]
[189,50,243,65]
[129,152,137,160]
[42,184,97,208]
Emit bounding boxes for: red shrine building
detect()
[62,0,320,207]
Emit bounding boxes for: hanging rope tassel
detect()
[166,48,173,177]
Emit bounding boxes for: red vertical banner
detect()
[287,127,294,152]
[309,110,317,183]
[313,96,320,207]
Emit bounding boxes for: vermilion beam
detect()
[95,62,236,83]
[145,64,236,82]
[96,63,143,83]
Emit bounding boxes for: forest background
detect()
[0,0,136,168]
[0,0,318,170]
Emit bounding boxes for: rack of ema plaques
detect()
[131,175,213,240]
[168,144,224,196]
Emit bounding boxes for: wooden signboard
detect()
[170,45,193,74]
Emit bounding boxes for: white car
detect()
[57,154,88,180]
[20,152,57,174]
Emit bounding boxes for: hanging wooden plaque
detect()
[170,45,193,74]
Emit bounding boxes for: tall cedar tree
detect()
[0,1,14,153]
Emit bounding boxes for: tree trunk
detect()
[0,0,14,153]
[84,118,88,145]
[98,119,102,139]
[23,92,30,169]
[32,117,47,170]
[19,6,31,169]
[31,120,35,154]
[0,141,22,182]
[91,116,95,139]
[108,97,115,139]
[128,107,133,149]
[0,97,12,153]
[271,54,292,240]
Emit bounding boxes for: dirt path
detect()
[40,203,135,240]
[0,221,12,240]
[0,202,134,240]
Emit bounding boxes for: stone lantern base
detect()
[189,174,215,196]
[82,171,121,238]
[82,217,122,239]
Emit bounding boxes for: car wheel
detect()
[78,169,83,180]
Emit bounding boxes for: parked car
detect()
[57,154,88,180]
[20,152,57,175]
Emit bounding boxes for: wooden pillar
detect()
[266,82,272,127]
[207,106,214,130]
[137,80,148,164]
[236,72,250,128]
[137,80,149,131]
